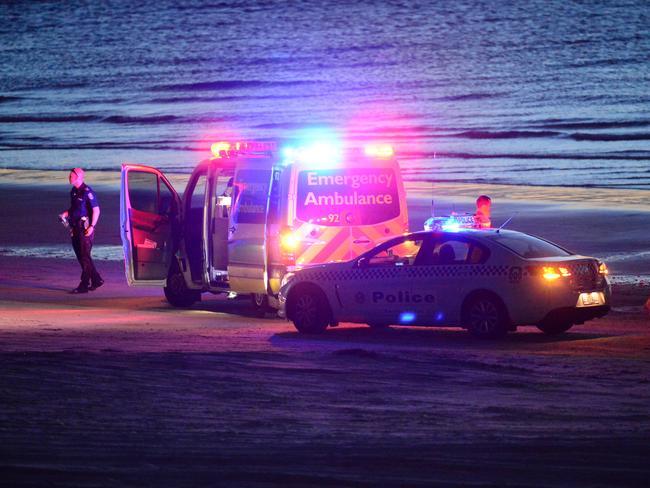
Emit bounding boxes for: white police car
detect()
[278,229,611,338]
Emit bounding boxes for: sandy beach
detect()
[1,173,649,487]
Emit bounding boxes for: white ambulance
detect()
[119,140,409,312]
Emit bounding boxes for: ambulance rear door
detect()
[120,164,180,286]
[291,157,406,266]
[227,158,275,293]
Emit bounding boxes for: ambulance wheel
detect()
[289,287,329,334]
[164,263,200,308]
[537,321,573,335]
[463,294,508,339]
[251,293,272,317]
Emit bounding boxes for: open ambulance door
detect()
[227,161,274,294]
[120,164,181,286]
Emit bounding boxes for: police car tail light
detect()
[598,261,609,275]
[537,266,571,281]
[364,144,394,158]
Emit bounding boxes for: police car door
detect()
[120,164,180,286]
[227,160,274,294]
[340,235,423,324]
[407,236,473,325]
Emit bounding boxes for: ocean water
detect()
[1,0,649,189]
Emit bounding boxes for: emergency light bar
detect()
[364,144,394,158]
[211,141,277,158]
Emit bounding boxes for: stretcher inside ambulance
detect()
[120,141,409,311]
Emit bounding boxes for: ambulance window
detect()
[128,171,157,214]
[232,169,271,224]
[367,238,423,267]
[267,169,281,224]
[296,168,400,226]
[159,180,175,215]
[190,174,207,209]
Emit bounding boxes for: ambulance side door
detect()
[120,164,180,286]
[227,163,274,294]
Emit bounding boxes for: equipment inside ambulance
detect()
[120,140,409,313]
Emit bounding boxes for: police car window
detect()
[416,238,472,265]
[368,239,423,267]
[128,171,157,214]
[490,233,572,258]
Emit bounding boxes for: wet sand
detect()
[1,175,649,487]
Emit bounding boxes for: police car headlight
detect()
[280,272,296,289]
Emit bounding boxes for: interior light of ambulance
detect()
[598,262,609,275]
[364,144,394,158]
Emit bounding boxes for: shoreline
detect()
[1,175,650,278]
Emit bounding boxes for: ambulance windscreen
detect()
[296,168,400,226]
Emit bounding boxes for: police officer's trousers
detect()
[71,228,102,289]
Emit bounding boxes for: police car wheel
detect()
[290,289,329,334]
[464,295,508,339]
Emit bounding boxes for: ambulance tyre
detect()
[462,292,509,339]
[288,285,330,334]
[251,293,272,317]
[164,262,200,308]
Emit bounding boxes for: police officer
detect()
[58,168,104,293]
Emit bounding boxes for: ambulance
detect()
[119,140,409,312]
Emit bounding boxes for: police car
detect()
[278,228,611,338]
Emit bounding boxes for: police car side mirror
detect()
[357,257,369,269]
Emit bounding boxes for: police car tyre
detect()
[463,293,509,339]
[164,262,200,308]
[288,285,330,334]
[537,321,573,335]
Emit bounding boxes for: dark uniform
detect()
[69,183,103,290]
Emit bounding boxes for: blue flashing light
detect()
[441,217,461,232]
[435,311,445,322]
[399,311,416,324]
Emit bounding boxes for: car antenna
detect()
[496,213,518,234]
